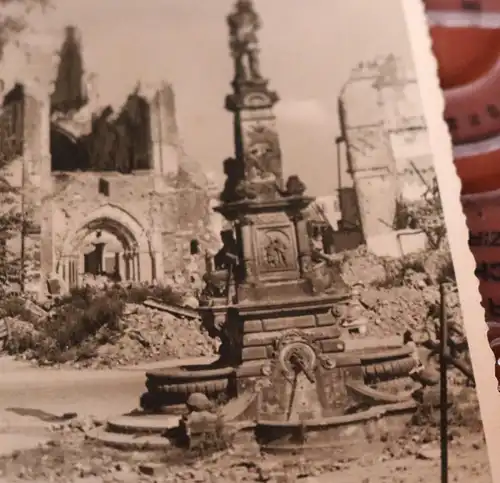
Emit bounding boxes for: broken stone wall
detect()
[1,26,221,293]
[51,169,220,284]
[339,57,435,253]
[161,174,221,277]
[389,127,435,201]
[51,171,160,280]
[339,78,398,248]
[378,76,434,202]
[45,68,221,286]
[0,82,48,293]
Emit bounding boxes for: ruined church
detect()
[0,26,219,295]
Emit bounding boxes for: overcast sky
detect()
[2,0,417,195]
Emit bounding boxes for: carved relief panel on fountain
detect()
[254,226,299,280]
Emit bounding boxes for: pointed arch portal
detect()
[58,204,161,289]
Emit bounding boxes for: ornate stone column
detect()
[131,250,137,281]
[237,215,257,285]
[224,1,284,194]
[118,251,125,280]
[290,211,312,275]
[123,250,131,281]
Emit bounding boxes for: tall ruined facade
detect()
[0,27,219,295]
[338,55,434,256]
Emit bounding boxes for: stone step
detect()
[106,413,181,435]
[86,427,171,451]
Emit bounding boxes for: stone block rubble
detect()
[2,299,218,369]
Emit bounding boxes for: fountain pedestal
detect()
[87,0,429,451]
[141,51,356,411]
[204,194,352,393]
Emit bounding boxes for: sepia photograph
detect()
[0,0,493,481]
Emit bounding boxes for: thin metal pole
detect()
[439,282,448,483]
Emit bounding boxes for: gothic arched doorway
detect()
[80,227,134,283]
[58,205,161,289]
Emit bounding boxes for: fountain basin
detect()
[255,400,417,455]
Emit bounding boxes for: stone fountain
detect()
[89,0,430,452]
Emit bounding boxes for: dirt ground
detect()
[0,363,490,483]
[0,381,490,483]
[0,423,490,482]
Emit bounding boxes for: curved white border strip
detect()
[426,11,500,28]
[454,133,500,159]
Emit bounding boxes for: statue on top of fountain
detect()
[227,0,264,84]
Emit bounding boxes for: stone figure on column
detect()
[227,0,263,83]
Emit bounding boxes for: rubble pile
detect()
[338,246,462,340]
[4,301,218,369]
[85,304,218,369]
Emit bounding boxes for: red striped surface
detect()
[431,28,500,89]
[425,1,500,387]
[425,0,500,12]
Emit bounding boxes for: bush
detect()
[47,291,124,348]
[393,197,418,231]
[5,282,187,364]
[0,295,39,323]
[6,286,125,363]
[435,254,455,284]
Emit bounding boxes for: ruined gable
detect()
[0,25,221,294]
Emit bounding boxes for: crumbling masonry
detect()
[0,27,219,295]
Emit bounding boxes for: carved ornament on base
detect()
[257,228,295,273]
[272,330,336,374]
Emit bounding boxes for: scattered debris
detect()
[416,445,440,461]
[0,429,490,483]
[3,298,218,369]
[143,297,199,320]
